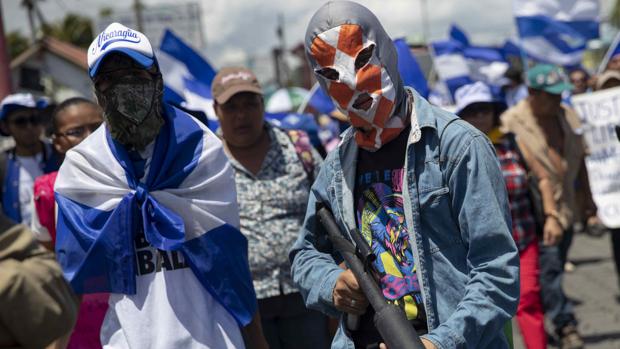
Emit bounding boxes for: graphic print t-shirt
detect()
[354,127,426,326]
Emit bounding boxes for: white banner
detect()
[572,87,620,228]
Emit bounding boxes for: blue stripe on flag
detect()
[160,30,217,85]
[445,76,474,99]
[502,40,522,60]
[164,85,185,106]
[265,112,321,146]
[308,87,336,115]
[450,24,470,47]
[516,16,586,53]
[394,38,429,98]
[563,20,600,40]
[463,46,506,62]
[56,193,135,294]
[432,40,463,56]
[182,223,257,326]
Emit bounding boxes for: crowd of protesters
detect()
[1,1,620,349]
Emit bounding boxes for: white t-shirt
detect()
[100,144,244,349]
[16,154,43,226]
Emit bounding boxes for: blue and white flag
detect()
[158,29,218,119]
[266,112,321,146]
[54,104,257,327]
[448,25,510,89]
[514,0,600,66]
[430,39,472,102]
[502,39,523,61]
[394,38,429,98]
[301,85,336,115]
[450,25,470,47]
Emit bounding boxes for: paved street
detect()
[513,231,620,349]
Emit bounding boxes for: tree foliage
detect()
[6,31,30,59]
[42,13,94,48]
[612,0,620,28]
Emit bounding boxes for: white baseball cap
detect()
[0,93,49,121]
[454,82,503,116]
[88,22,155,78]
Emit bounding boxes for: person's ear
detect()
[527,88,537,97]
[213,101,222,120]
[0,121,10,136]
[52,137,65,155]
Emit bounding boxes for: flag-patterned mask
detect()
[305,1,407,151]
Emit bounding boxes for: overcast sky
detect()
[2,0,616,67]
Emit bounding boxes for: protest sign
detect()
[572,87,620,228]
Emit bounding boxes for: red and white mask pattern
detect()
[310,24,405,151]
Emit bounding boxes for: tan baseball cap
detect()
[211,67,263,104]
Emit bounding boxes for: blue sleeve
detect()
[289,162,344,318]
[424,134,520,349]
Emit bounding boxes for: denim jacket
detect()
[289,89,519,349]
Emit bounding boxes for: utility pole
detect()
[274,13,289,87]
[0,5,12,99]
[21,0,47,43]
[420,0,429,44]
[22,0,37,43]
[134,0,144,32]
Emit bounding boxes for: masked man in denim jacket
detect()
[289,2,519,348]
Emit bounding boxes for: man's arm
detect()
[424,134,520,349]
[241,311,269,349]
[289,165,344,318]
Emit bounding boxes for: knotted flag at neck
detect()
[54,104,257,326]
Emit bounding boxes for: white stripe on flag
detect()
[434,54,470,81]
[521,37,584,66]
[157,50,192,97]
[514,0,599,21]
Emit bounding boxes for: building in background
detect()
[9,36,89,101]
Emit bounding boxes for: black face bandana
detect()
[96,73,164,151]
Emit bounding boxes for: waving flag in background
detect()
[514,0,600,67]
[394,38,430,98]
[158,29,218,119]
[430,39,472,102]
[303,85,337,115]
[449,25,510,96]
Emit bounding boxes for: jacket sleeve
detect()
[289,162,344,318]
[424,134,520,349]
[0,221,79,349]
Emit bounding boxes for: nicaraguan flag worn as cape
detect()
[54,103,257,326]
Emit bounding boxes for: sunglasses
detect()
[54,122,103,139]
[9,115,42,128]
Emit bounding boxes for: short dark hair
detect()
[568,67,590,80]
[50,97,100,134]
[504,66,524,84]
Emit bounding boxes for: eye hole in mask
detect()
[354,44,375,71]
[315,67,339,81]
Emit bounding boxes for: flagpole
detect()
[597,30,620,75]
[512,0,529,77]
[297,82,320,114]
